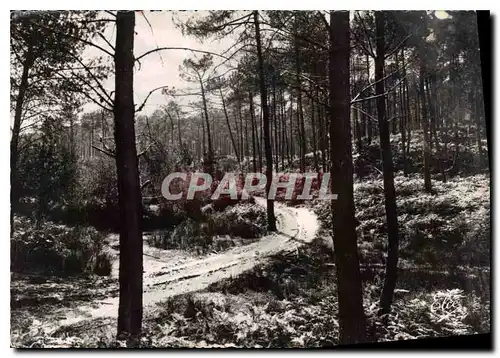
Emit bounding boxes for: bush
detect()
[11,216,112,276]
[314,174,490,268]
[148,203,267,254]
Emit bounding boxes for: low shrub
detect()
[148,203,268,254]
[11,216,112,276]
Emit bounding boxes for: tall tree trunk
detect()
[405,73,412,158]
[272,75,279,169]
[426,76,446,182]
[11,44,34,235]
[399,49,408,175]
[249,92,258,173]
[201,110,206,155]
[365,53,373,145]
[259,108,263,171]
[474,92,484,170]
[375,11,400,318]
[254,10,276,231]
[310,97,319,171]
[175,108,183,149]
[317,89,327,171]
[166,111,175,148]
[294,26,307,172]
[200,80,213,173]
[328,10,366,344]
[281,90,288,169]
[418,61,433,193]
[114,10,143,345]
[289,93,295,163]
[476,11,490,168]
[220,88,240,161]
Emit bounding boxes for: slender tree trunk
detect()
[317,89,326,171]
[366,53,373,145]
[249,92,258,173]
[474,92,484,169]
[220,88,240,161]
[294,28,307,172]
[175,109,183,149]
[400,49,408,175]
[11,44,34,234]
[200,80,213,173]
[310,97,319,171]
[281,90,288,169]
[328,10,366,344]
[419,61,433,193]
[426,76,446,182]
[254,10,276,231]
[405,74,412,158]
[289,93,295,163]
[272,75,279,169]
[201,110,206,155]
[114,10,143,345]
[375,11,400,318]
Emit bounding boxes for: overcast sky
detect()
[83,11,238,115]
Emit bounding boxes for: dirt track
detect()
[55,198,318,329]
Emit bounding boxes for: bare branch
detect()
[136,85,170,113]
[97,32,115,52]
[27,20,115,58]
[351,74,408,105]
[92,145,115,157]
[137,144,152,158]
[135,47,232,63]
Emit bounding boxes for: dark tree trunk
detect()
[317,89,327,172]
[114,10,143,345]
[11,44,34,235]
[399,49,408,176]
[354,106,363,153]
[175,108,183,150]
[281,90,289,169]
[166,110,175,148]
[476,11,490,168]
[474,92,484,169]
[258,108,263,172]
[289,93,295,163]
[254,10,276,231]
[200,80,213,173]
[405,74,412,158]
[294,26,307,172]
[418,61,433,193]
[310,97,319,171]
[426,76,446,182]
[201,110,206,155]
[249,92,258,173]
[365,53,373,145]
[374,11,400,318]
[272,75,279,169]
[328,10,366,344]
[220,88,240,161]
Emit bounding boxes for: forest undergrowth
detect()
[11,171,490,348]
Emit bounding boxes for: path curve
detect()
[54,198,318,329]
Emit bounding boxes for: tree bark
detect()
[328,10,366,344]
[114,10,143,345]
[249,91,258,173]
[418,61,433,193]
[375,11,400,318]
[365,53,373,145]
[11,44,34,235]
[200,80,213,173]
[220,88,240,161]
[254,10,276,231]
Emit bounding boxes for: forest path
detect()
[52,198,319,331]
